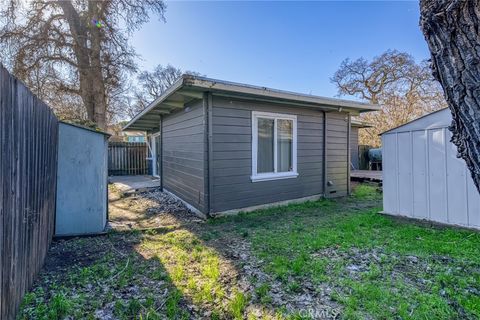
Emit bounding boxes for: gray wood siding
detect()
[162,100,206,212]
[326,112,349,197]
[350,127,359,169]
[211,97,325,213]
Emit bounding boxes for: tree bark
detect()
[420,0,480,193]
[58,1,107,129]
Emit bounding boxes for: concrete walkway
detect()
[109,175,160,194]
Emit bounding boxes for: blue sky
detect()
[131,1,428,99]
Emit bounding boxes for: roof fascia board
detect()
[186,77,379,112]
[210,91,345,112]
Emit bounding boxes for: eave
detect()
[123,75,380,131]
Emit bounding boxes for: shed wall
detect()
[162,100,206,213]
[210,97,347,213]
[383,126,480,229]
[56,123,108,236]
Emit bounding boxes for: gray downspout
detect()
[323,111,328,197]
[347,114,351,195]
[160,115,164,191]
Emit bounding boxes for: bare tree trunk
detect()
[58,1,108,129]
[420,0,480,193]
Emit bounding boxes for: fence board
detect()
[108,142,148,175]
[0,65,58,320]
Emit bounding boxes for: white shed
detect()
[381,108,480,229]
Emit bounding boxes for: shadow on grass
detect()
[19,229,199,319]
[19,184,382,319]
[22,183,480,319]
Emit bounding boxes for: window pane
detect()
[277,119,293,172]
[257,118,274,173]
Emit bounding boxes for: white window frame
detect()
[251,111,298,182]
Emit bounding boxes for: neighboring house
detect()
[382,108,480,230]
[350,119,372,170]
[109,131,146,143]
[124,131,146,142]
[124,75,378,217]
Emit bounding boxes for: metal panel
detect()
[467,172,480,227]
[56,123,108,236]
[397,132,413,216]
[428,128,448,223]
[382,134,398,214]
[412,131,428,219]
[445,130,468,225]
[383,109,480,229]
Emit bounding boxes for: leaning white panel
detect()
[382,134,398,214]
[397,132,413,216]
[445,130,468,225]
[467,175,480,228]
[412,130,428,219]
[428,128,448,224]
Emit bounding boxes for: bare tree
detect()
[331,50,447,146]
[420,0,480,193]
[0,0,166,130]
[130,64,201,117]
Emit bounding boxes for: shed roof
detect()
[381,108,450,135]
[60,121,111,136]
[123,75,380,131]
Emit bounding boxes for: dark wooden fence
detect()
[108,141,148,175]
[0,66,59,319]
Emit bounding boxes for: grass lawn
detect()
[19,184,480,319]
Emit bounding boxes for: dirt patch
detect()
[109,187,202,231]
[215,235,342,317]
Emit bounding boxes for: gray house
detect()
[124,76,378,216]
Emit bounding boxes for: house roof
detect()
[351,119,373,128]
[123,75,380,131]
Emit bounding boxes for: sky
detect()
[131,1,429,99]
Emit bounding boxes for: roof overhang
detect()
[123,75,380,131]
[351,119,373,128]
